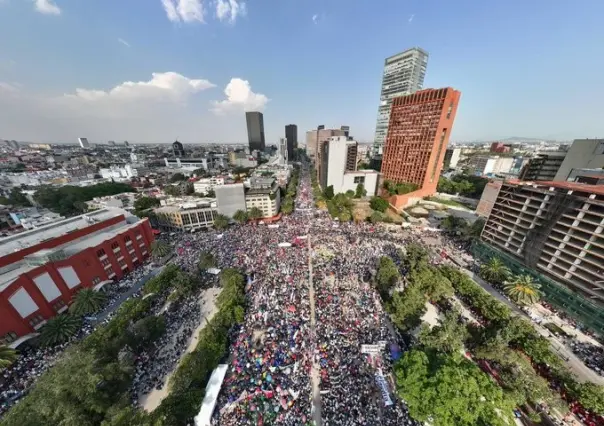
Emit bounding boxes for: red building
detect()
[0,209,155,347]
[490,142,511,153]
[381,87,461,209]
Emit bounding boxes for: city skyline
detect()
[1,1,603,144]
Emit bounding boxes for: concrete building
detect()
[285,125,298,160]
[317,136,379,196]
[86,193,139,212]
[554,139,604,181]
[245,178,281,218]
[466,156,514,176]
[443,148,462,169]
[305,127,346,158]
[381,87,461,209]
[476,180,503,218]
[153,199,217,232]
[172,140,185,157]
[519,152,567,181]
[340,126,350,138]
[490,142,512,153]
[193,177,225,195]
[78,137,90,149]
[481,180,604,302]
[215,183,246,218]
[373,47,429,154]
[246,112,266,152]
[567,168,604,185]
[278,138,288,165]
[0,209,154,345]
[164,158,208,172]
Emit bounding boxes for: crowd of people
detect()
[570,341,604,377]
[0,263,155,416]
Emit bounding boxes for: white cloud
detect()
[408,14,414,23]
[64,72,215,103]
[34,0,61,15]
[312,14,318,24]
[0,82,19,93]
[118,38,131,47]
[211,78,268,114]
[215,0,246,24]
[161,0,205,23]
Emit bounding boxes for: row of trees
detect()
[440,215,485,243]
[0,188,32,207]
[479,257,542,305]
[437,175,488,199]
[34,182,136,216]
[382,180,418,196]
[1,264,187,425]
[440,265,604,417]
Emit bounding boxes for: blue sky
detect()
[0,0,603,144]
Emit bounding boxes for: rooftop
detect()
[507,179,604,196]
[0,208,128,258]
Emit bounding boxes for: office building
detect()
[490,142,512,153]
[245,177,281,218]
[153,199,217,232]
[481,180,604,302]
[554,139,604,181]
[124,141,130,147]
[476,180,503,218]
[78,137,90,149]
[306,128,347,158]
[519,152,567,181]
[466,156,514,176]
[246,112,266,152]
[373,47,429,154]
[278,138,288,165]
[340,126,350,138]
[172,140,185,157]
[193,177,225,195]
[215,184,246,218]
[443,148,462,169]
[567,168,604,185]
[381,87,461,208]
[317,136,379,197]
[0,209,154,346]
[285,125,298,160]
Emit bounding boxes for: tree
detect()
[70,288,107,316]
[150,241,171,259]
[402,243,430,271]
[479,258,511,286]
[199,251,216,269]
[169,173,186,183]
[573,382,604,415]
[232,210,248,224]
[248,207,263,220]
[0,188,32,207]
[503,274,541,305]
[369,211,384,223]
[127,316,166,350]
[39,314,81,346]
[163,185,181,196]
[370,196,389,213]
[133,196,160,214]
[354,183,367,198]
[394,350,516,426]
[213,214,229,230]
[338,210,351,222]
[418,309,468,354]
[345,189,355,198]
[387,286,426,331]
[323,185,334,200]
[375,256,400,295]
[0,345,17,368]
[206,189,216,198]
[281,198,294,215]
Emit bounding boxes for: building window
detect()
[353,176,365,184]
[92,277,101,285]
[52,300,66,312]
[101,258,111,267]
[110,242,120,250]
[446,103,453,119]
[96,248,106,257]
[28,314,44,328]
[1,332,18,345]
[124,235,131,242]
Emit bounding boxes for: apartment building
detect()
[245,177,281,218]
[481,180,604,302]
[153,199,218,232]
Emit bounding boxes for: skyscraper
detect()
[373,47,429,154]
[381,87,461,208]
[172,140,185,157]
[246,112,265,152]
[78,137,90,148]
[285,124,298,160]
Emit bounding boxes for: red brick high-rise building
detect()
[380,87,461,208]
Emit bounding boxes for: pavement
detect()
[462,269,604,385]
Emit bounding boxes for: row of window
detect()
[97,233,143,258]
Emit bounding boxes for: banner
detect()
[361,344,385,354]
[375,371,393,406]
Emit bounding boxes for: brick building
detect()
[0,209,154,347]
[380,87,461,208]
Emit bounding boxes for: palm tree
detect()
[213,214,230,230]
[70,288,107,316]
[150,240,171,259]
[281,201,294,215]
[40,315,81,347]
[248,207,263,220]
[233,210,248,224]
[504,275,541,306]
[0,345,17,369]
[199,251,216,269]
[479,258,511,285]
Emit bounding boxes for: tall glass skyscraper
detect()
[373,47,429,155]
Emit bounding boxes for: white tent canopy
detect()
[194,364,228,426]
[278,242,292,247]
[206,268,221,275]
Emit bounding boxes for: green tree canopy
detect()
[402,242,430,271]
[169,173,186,183]
[150,240,171,259]
[232,209,248,224]
[0,345,17,369]
[369,196,389,212]
[323,185,335,200]
[39,314,81,347]
[213,214,230,230]
[0,188,32,207]
[354,183,367,198]
[503,274,541,305]
[479,258,511,286]
[70,288,107,316]
[418,308,469,354]
[247,207,263,220]
[198,251,217,269]
[394,350,516,426]
[375,256,400,296]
